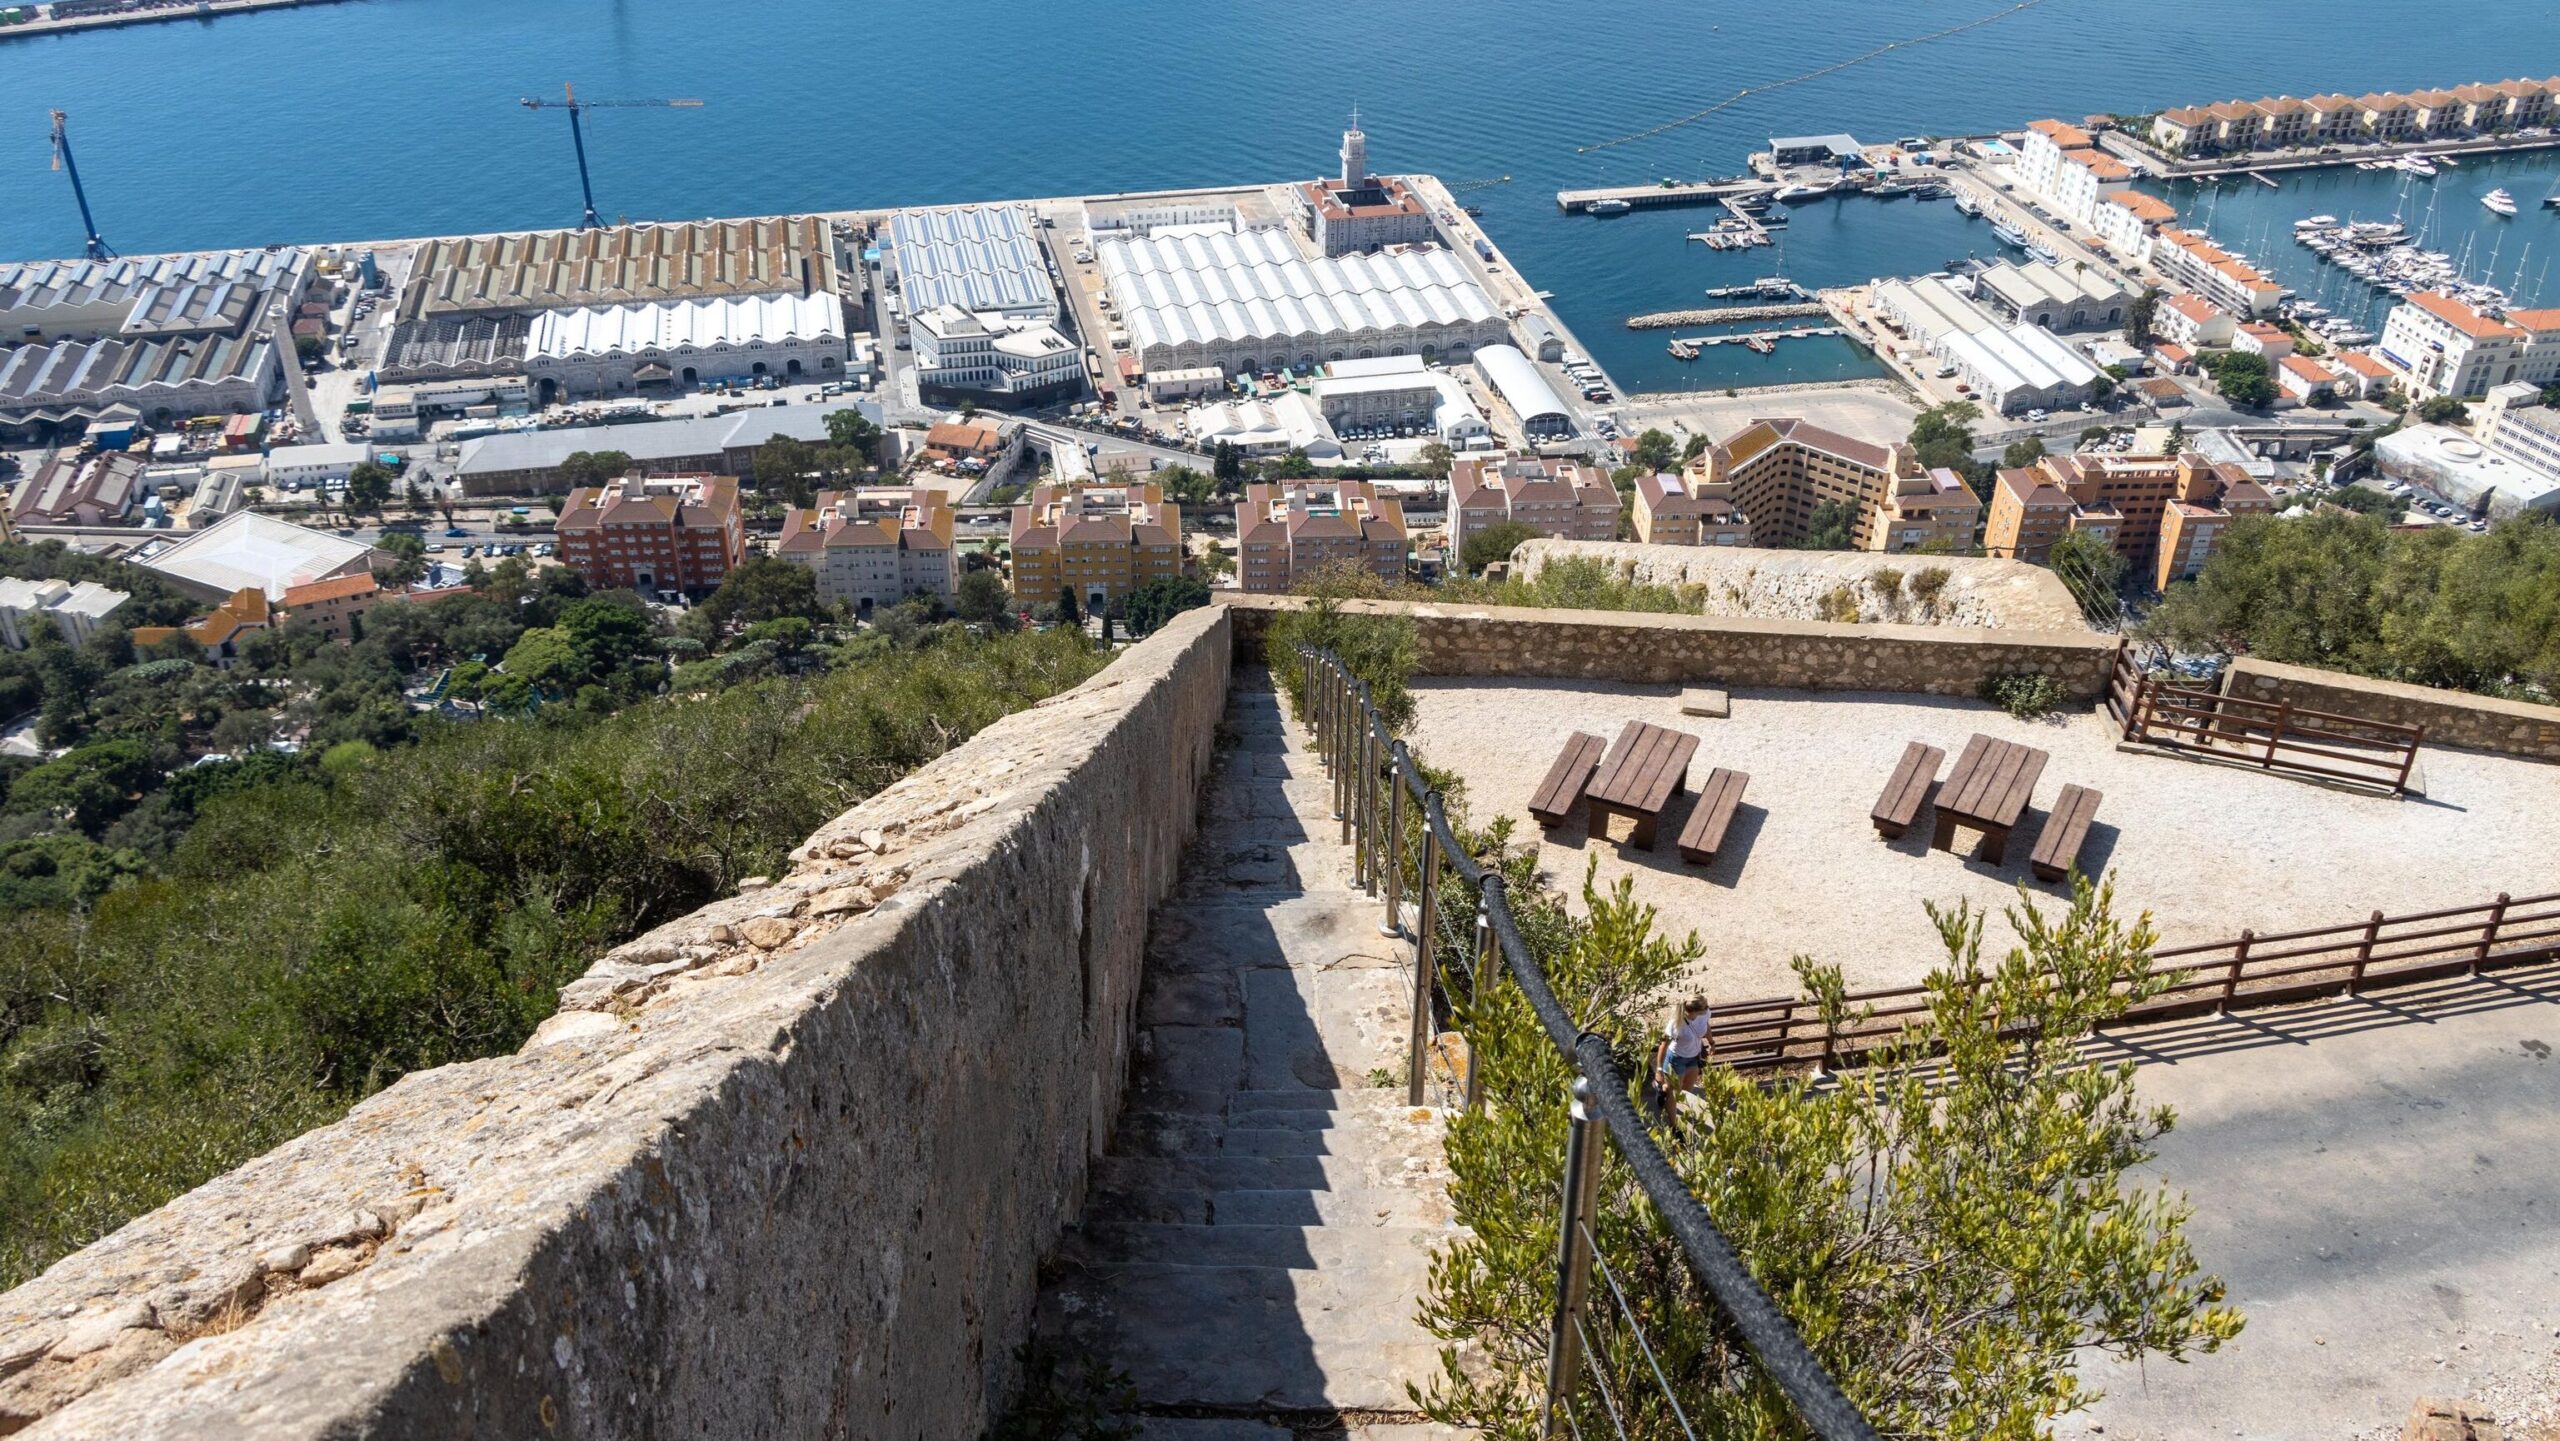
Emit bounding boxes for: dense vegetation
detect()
[0,533,1108,1286]
[2142,510,2560,698]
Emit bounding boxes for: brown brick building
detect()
[1008,482,1183,612]
[1690,419,1979,552]
[1985,451,2273,590]
[553,474,747,597]
[1234,480,1408,592]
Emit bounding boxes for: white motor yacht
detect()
[2482,187,2519,216]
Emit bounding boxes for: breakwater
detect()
[1629,302,1829,328]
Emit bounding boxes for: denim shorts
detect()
[1666,1049,1705,1076]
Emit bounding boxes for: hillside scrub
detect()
[0,625,1107,1285]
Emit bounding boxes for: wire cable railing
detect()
[1293,645,1883,1441]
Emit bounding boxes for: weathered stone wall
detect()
[1512,539,2089,632]
[2225,656,2560,762]
[1220,594,2119,699]
[0,607,1233,1441]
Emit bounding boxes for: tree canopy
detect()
[1461,520,1541,574]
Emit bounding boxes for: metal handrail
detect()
[1291,646,1882,1441]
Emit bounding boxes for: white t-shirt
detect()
[1665,1010,1713,1059]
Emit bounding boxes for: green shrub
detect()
[1979,671,2070,719]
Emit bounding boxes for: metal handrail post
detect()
[1468,879,1498,1114]
[1381,741,1408,936]
[1359,702,1380,897]
[1407,802,1439,1106]
[1541,1075,1603,1440]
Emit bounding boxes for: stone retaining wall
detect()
[1220,594,2119,699]
[2225,656,2560,762]
[1511,538,2089,632]
[0,607,1233,1440]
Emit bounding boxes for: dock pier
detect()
[1629,302,1828,329]
[1558,178,1774,214]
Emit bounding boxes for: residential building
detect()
[2017,120,2094,197]
[131,511,379,603]
[2358,92,2419,142]
[2155,294,2236,349]
[1985,450,2272,589]
[1007,482,1184,611]
[2148,228,2283,317]
[2090,191,2178,265]
[921,420,1007,467]
[1296,117,1435,256]
[130,587,271,667]
[2204,100,2265,153]
[2152,79,2560,155]
[1233,480,1408,592]
[2330,349,2398,399]
[772,486,956,613]
[2375,291,2560,400]
[2306,94,2364,144]
[1446,453,1619,559]
[2476,382,2560,511]
[552,474,747,597]
[1689,419,1974,550]
[7,448,146,526]
[2276,354,2344,403]
[2232,322,2294,361]
[2151,106,2211,154]
[0,577,127,650]
[1629,470,1749,547]
[2252,96,2315,149]
[278,572,385,643]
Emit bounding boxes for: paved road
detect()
[2061,966,2560,1441]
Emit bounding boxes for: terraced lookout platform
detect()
[1034,669,1467,1438]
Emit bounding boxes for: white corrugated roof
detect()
[888,205,1056,317]
[1473,344,1568,421]
[525,292,845,359]
[1098,228,1497,353]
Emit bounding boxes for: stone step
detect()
[1113,1105,1436,1159]
[1059,1220,1451,1273]
[1092,1148,1446,1202]
[1034,1259,1448,1412]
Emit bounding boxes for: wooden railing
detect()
[1705,890,2560,1072]
[2109,648,2424,795]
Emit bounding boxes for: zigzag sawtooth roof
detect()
[886,204,1054,316]
[398,218,835,322]
[0,331,267,418]
[1098,227,1498,352]
[525,292,845,359]
[0,249,300,333]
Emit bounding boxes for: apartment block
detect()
[1985,450,2272,589]
[1628,471,1749,547]
[1008,481,1183,611]
[553,474,747,597]
[278,572,384,643]
[773,486,956,613]
[1691,418,1973,551]
[1234,480,1408,593]
[1446,454,1620,562]
[2149,78,2560,154]
[2149,228,2283,317]
[2376,291,2560,401]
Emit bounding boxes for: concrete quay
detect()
[1556,177,1773,214]
[0,0,350,42]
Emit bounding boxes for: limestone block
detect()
[1680,687,1731,719]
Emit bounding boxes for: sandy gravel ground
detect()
[1404,677,2560,1003]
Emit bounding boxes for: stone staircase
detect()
[1033,669,1465,1439]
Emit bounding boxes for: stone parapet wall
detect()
[1512,539,2090,632]
[0,607,1233,1440]
[1220,594,2118,699]
[2225,656,2560,762]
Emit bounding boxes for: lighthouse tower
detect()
[1339,108,1368,191]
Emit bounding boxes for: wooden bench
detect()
[1871,741,1944,839]
[1676,768,1750,865]
[2029,783,2102,882]
[1528,731,1608,828]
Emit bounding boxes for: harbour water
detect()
[4,0,2558,394]
[2147,151,2560,336]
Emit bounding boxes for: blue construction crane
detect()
[48,110,112,261]
[518,85,705,230]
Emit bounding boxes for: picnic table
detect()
[1931,733,2050,864]
[1585,720,1699,849]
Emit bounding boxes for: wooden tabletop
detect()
[1588,721,1699,816]
[1935,733,2049,830]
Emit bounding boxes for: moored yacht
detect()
[2482,188,2519,217]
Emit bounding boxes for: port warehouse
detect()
[448,400,878,496]
[0,250,310,437]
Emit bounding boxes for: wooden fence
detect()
[2106,648,2423,795]
[1705,890,2560,1072]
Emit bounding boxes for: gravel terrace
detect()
[1405,677,2560,1002]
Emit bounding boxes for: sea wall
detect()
[0,607,1233,1440]
[1221,593,2118,699]
[1511,539,2089,631]
[2225,656,2560,762]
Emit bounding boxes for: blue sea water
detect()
[4,0,2558,393]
